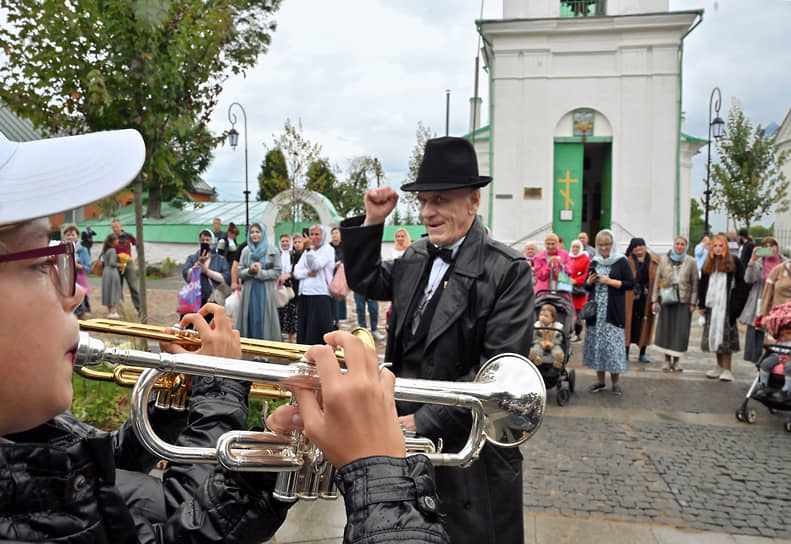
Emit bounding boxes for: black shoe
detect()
[611,384,623,396]
[588,383,607,393]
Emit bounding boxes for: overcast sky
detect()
[203,0,790,231]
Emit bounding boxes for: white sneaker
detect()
[107,312,120,319]
[372,330,386,341]
[706,367,722,379]
[719,369,734,382]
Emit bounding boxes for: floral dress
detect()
[582,263,627,374]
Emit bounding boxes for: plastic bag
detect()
[329,263,351,300]
[177,266,202,314]
[225,289,241,318]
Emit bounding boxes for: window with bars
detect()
[559,0,606,17]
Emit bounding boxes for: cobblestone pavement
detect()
[87,278,791,541]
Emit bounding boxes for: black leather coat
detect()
[341,217,534,544]
[0,376,447,543]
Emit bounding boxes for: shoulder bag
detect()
[328,263,351,301]
[275,282,296,308]
[580,299,597,320]
[660,257,684,306]
[91,258,103,275]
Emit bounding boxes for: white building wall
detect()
[478,11,699,252]
[503,0,670,19]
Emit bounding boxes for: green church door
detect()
[552,143,583,244]
[552,141,612,243]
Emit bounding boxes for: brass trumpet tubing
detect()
[78,333,546,473]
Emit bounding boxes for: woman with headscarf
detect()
[391,227,411,260]
[568,239,591,342]
[293,224,336,344]
[624,237,660,363]
[533,232,572,293]
[276,232,299,343]
[235,223,281,341]
[651,236,698,372]
[741,236,785,362]
[582,230,635,395]
[697,236,748,382]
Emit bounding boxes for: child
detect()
[529,304,565,368]
[756,300,791,402]
[0,128,446,542]
[62,223,92,319]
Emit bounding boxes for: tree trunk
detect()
[146,185,163,219]
[134,176,148,324]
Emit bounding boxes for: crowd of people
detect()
[36,127,791,543]
[522,226,788,393]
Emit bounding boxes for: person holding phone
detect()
[742,236,785,360]
[182,229,231,308]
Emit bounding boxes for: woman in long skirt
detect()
[235,223,281,341]
[582,230,635,395]
[100,233,122,318]
[651,236,699,372]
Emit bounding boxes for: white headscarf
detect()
[280,236,292,274]
[569,239,585,259]
[592,229,625,266]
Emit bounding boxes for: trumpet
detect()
[75,332,546,501]
[77,319,376,408]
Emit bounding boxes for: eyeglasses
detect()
[0,242,76,297]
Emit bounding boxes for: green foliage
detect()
[71,370,129,431]
[688,198,708,252]
[0,0,282,218]
[258,148,290,201]
[710,102,789,230]
[269,119,322,227]
[305,158,340,199]
[749,224,773,239]
[402,121,436,223]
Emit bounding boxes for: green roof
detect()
[681,132,707,144]
[76,201,268,244]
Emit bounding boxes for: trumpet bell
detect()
[475,353,546,447]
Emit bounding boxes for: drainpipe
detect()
[477,21,495,230]
[675,10,703,236]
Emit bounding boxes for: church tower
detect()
[470,0,704,250]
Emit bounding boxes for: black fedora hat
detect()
[400,136,492,192]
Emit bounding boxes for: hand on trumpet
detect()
[269,330,406,468]
[161,303,241,360]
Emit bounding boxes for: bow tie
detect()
[427,244,454,263]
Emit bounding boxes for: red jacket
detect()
[569,252,591,310]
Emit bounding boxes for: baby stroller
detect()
[735,343,791,432]
[532,289,576,406]
[735,300,791,432]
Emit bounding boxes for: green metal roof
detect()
[681,132,707,144]
[76,201,269,244]
[0,104,42,141]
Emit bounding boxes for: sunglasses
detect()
[0,242,76,297]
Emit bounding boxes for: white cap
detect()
[0,129,145,225]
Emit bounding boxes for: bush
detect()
[71,368,129,431]
[145,257,179,279]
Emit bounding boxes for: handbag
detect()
[660,284,680,305]
[91,258,103,275]
[328,263,351,301]
[275,283,296,308]
[177,265,202,313]
[556,271,574,293]
[580,299,598,320]
[571,284,587,297]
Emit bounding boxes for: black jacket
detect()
[341,216,533,544]
[0,377,446,543]
[584,257,635,328]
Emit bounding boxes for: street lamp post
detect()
[704,87,725,237]
[227,102,250,234]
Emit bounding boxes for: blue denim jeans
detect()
[353,292,378,330]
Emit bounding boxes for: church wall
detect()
[481,13,696,252]
[503,0,670,20]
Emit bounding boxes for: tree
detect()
[0,0,282,322]
[0,0,282,218]
[270,119,322,231]
[688,198,707,252]
[402,121,436,223]
[710,102,789,230]
[257,148,290,201]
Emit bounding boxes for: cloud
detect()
[205,0,789,233]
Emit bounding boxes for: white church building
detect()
[467,0,707,252]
